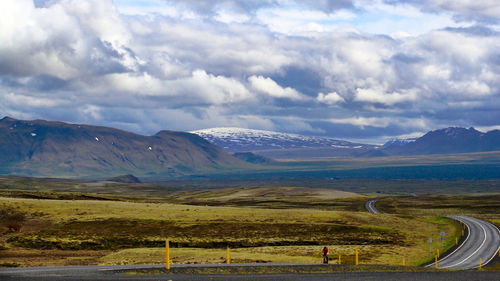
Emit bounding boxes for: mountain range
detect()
[0,117,243,178]
[383,127,500,155]
[192,127,500,159]
[191,127,378,159]
[1,117,500,179]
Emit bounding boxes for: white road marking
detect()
[431,217,471,266]
[440,218,487,268]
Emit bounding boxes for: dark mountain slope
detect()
[383,127,500,155]
[108,174,141,183]
[0,117,243,178]
[233,152,275,165]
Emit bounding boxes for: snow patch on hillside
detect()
[191,127,372,152]
[383,138,417,147]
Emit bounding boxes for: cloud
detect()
[354,87,418,105]
[328,116,393,128]
[0,0,499,143]
[0,0,138,79]
[96,70,254,106]
[169,70,254,105]
[317,92,345,104]
[388,0,500,24]
[3,92,68,107]
[256,8,356,35]
[161,0,355,15]
[327,116,428,130]
[248,76,307,100]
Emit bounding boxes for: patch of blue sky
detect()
[112,0,472,36]
[113,0,174,16]
[114,0,163,8]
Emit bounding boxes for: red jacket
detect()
[322,247,329,255]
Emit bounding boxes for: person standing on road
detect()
[322,246,329,264]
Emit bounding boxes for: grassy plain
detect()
[0,187,461,268]
[1,150,499,270]
[377,194,500,221]
[3,175,500,198]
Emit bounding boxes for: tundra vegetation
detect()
[6,184,499,269]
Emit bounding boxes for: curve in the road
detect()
[364,199,500,270]
[433,216,500,270]
[365,199,380,214]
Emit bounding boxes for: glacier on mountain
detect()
[191,127,373,153]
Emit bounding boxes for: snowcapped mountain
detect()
[190,127,378,158]
[383,138,417,148]
[382,127,500,155]
[192,126,500,159]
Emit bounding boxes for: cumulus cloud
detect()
[317,92,345,104]
[0,0,138,79]
[354,87,418,105]
[248,76,307,100]
[0,0,499,142]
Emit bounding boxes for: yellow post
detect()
[226,247,230,264]
[165,240,170,270]
[435,255,438,269]
[338,255,341,265]
[479,258,482,270]
[403,257,406,266]
[456,237,458,245]
[355,248,358,265]
[437,249,440,258]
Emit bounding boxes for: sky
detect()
[0,0,499,144]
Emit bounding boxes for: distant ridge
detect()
[233,152,275,165]
[0,117,243,178]
[383,138,417,148]
[193,126,500,158]
[191,127,377,158]
[383,127,500,155]
[109,174,141,183]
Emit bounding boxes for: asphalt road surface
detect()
[432,215,500,270]
[365,199,500,270]
[2,265,500,281]
[365,199,380,214]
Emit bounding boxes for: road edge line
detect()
[425,216,470,268]
[482,220,500,267]
[442,217,488,269]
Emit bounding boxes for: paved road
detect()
[2,265,500,281]
[365,199,380,214]
[365,199,500,270]
[433,215,500,270]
